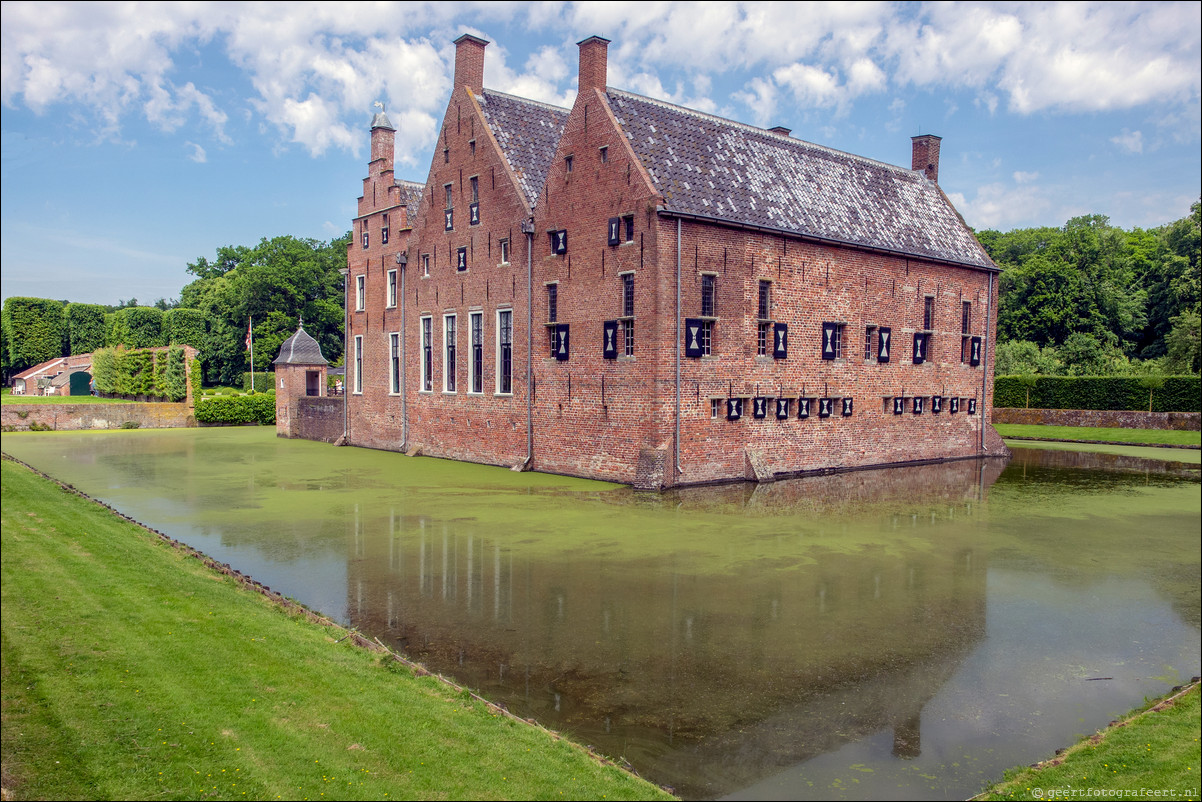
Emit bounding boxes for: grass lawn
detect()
[1,392,135,405]
[0,457,674,802]
[993,423,1201,447]
[976,682,1201,801]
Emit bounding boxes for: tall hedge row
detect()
[165,308,207,348]
[90,346,189,401]
[194,393,276,425]
[108,307,167,348]
[3,297,65,372]
[995,375,1201,413]
[64,303,108,355]
[242,371,276,393]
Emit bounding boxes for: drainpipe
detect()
[398,252,408,450]
[980,272,993,452]
[523,218,535,468]
[339,267,349,443]
[675,217,682,478]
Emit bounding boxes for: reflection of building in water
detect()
[344,458,1001,799]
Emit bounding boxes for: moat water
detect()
[3,428,1199,800]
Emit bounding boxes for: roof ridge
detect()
[480,87,570,115]
[605,88,918,180]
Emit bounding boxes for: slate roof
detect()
[397,179,424,219]
[477,89,569,210]
[273,326,328,366]
[605,89,995,270]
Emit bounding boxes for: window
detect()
[711,398,721,418]
[623,215,634,243]
[864,325,877,360]
[443,148,449,164]
[498,238,510,265]
[389,332,400,394]
[821,322,844,360]
[469,139,476,156]
[469,177,480,225]
[353,335,363,394]
[599,146,608,164]
[547,284,559,358]
[497,310,513,394]
[361,219,369,249]
[382,213,389,245]
[387,269,397,308]
[924,296,934,330]
[961,300,973,364]
[470,312,483,394]
[457,247,467,272]
[422,254,430,277]
[444,315,456,392]
[700,320,713,356]
[757,322,769,356]
[356,275,365,311]
[962,301,972,334]
[623,319,635,357]
[701,274,716,316]
[550,230,567,255]
[444,185,453,231]
[622,273,634,317]
[420,316,432,392]
[757,281,771,320]
[565,155,574,173]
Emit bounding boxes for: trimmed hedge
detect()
[3,297,65,371]
[64,303,107,355]
[91,346,189,401]
[165,308,207,348]
[995,375,1201,413]
[242,371,276,393]
[195,392,276,425]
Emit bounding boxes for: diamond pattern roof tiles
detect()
[605,90,993,270]
[477,90,569,210]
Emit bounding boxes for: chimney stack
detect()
[577,35,611,92]
[911,134,942,184]
[768,125,792,137]
[453,34,489,94]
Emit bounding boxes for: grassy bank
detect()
[976,682,1201,801]
[1,392,133,405]
[0,456,673,801]
[993,423,1201,447]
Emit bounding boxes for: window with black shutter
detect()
[878,326,891,362]
[968,398,977,415]
[726,398,743,420]
[550,230,567,255]
[776,397,791,419]
[684,318,704,358]
[893,397,904,415]
[753,397,768,419]
[818,398,833,418]
[554,324,570,361]
[457,247,467,272]
[608,217,621,246]
[773,322,788,359]
[912,332,927,364]
[970,336,982,366]
[603,320,618,359]
[798,398,811,419]
[932,395,943,413]
[913,396,923,414]
[821,322,843,360]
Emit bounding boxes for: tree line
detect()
[3,205,1199,386]
[2,234,349,386]
[982,201,1200,376]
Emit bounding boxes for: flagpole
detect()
[249,316,254,393]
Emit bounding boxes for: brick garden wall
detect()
[293,397,344,443]
[1,403,195,431]
[991,407,1200,431]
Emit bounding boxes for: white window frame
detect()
[355,274,365,311]
[388,331,400,395]
[468,311,484,395]
[496,308,513,395]
[419,316,433,393]
[498,238,510,266]
[386,269,397,308]
[443,313,457,393]
[353,335,363,394]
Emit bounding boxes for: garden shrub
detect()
[995,375,1201,412]
[194,392,276,425]
[242,372,276,393]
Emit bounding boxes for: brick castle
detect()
[276,33,1008,488]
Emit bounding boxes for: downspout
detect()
[523,218,535,468]
[399,254,408,450]
[675,217,682,478]
[339,267,349,444]
[980,271,993,452]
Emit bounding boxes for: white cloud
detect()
[1013,170,1040,184]
[951,181,1054,230]
[185,141,207,163]
[1110,129,1144,154]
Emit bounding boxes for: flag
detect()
[245,320,253,351]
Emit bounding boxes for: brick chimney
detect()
[577,35,611,92]
[768,125,792,137]
[911,134,942,184]
[453,34,489,94]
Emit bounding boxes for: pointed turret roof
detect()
[273,323,328,366]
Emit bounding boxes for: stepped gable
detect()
[477,89,569,210]
[273,325,327,366]
[605,89,994,270]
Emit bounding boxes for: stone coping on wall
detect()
[1,402,195,432]
[992,407,1200,431]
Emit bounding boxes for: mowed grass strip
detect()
[977,683,1201,801]
[0,458,674,801]
[993,423,1201,447]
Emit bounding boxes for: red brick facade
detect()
[334,34,1006,488]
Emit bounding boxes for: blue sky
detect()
[2,1,1199,306]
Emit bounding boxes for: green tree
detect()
[994,340,1063,375]
[1163,309,1201,374]
[3,297,65,372]
[64,303,108,355]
